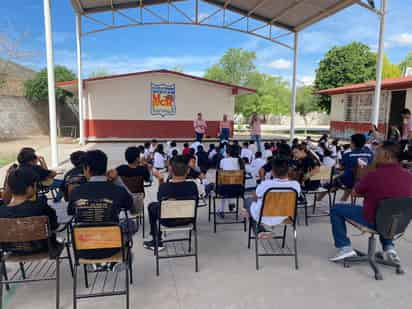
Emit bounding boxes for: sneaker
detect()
[329,247,357,262]
[143,240,165,251]
[228,203,236,212]
[383,249,401,265]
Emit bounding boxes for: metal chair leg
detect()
[73,265,77,309]
[56,258,60,309]
[155,233,160,276]
[247,220,252,249]
[208,195,212,223]
[19,262,26,279]
[0,261,4,309]
[282,225,287,248]
[255,228,259,271]
[83,265,89,288]
[213,197,217,233]
[235,198,239,221]
[142,208,145,239]
[126,261,130,309]
[128,248,133,284]
[194,229,199,272]
[66,243,74,277]
[304,200,309,226]
[1,262,9,291]
[294,227,299,270]
[188,230,192,253]
[368,235,383,280]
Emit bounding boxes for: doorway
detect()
[388,90,406,129]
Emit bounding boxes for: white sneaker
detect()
[329,248,357,262]
[384,249,401,265]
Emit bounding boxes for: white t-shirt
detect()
[208,149,217,160]
[144,148,151,159]
[323,156,336,167]
[250,158,266,177]
[250,178,301,226]
[219,157,240,170]
[241,148,253,162]
[245,164,257,189]
[168,147,179,158]
[153,152,166,169]
[263,149,272,160]
[191,141,203,151]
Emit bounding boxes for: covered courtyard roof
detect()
[70,0,368,32]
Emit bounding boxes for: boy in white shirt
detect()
[241,141,253,163]
[243,157,301,228]
[250,151,266,178]
[168,141,179,159]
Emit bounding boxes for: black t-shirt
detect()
[20,164,52,182]
[196,151,209,168]
[62,166,84,188]
[158,181,198,202]
[296,155,319,174]
[68,181,133,223]
[116,165,151,182]
[0,199,58,230]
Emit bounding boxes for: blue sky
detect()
[1,0,412,85]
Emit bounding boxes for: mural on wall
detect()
[151,83,176,117]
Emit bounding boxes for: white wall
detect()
[84,73,235,121]
[406,88,412,110]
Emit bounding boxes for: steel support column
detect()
[371,0,387,126]
[43,0,59,167]
[290,32,299,142]
[76,14,85,145]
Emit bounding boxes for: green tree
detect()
[314,42,376,112]
[382,54,401,78]
[400,52,412,75]
[24,66,76,103]
[296,86,319,134]
[204,48,256,86]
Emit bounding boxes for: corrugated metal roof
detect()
[317,76,412,95]
[70,0,361,32]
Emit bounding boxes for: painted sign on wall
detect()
[151,83,176,117]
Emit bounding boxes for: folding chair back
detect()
[260,189,298,222]
[120,176,145,194]
[375,197,412,240]
[72,224,124,263]
[309,166,333,182]
[0,216,50,255]
[217,170,245,186]
[160,200,196,219]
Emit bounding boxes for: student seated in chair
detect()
[143,155,198,251]
[61,151,86,201]
[329,142,412,262]
[116,146,156,215]
[0,167,61,254]
[68,150,133,224]
[243,157,301,233]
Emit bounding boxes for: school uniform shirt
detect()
[167,147,179,158]
[0,199,58,230]
[153,152,166,169]
[191,141,203,151]
[116,165,151,182]
[250,158,266,177]
[20,163,52,182]
[245,164,257,189]
[341,147,374,187]
[219,157,240,170]
[61,166,84,189]
[322,156,336,167]
[241,148,253,162]
[68,176,132,223]
[250,178,301,226]
[208,149,217,160]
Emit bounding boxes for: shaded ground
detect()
[4,142,412,309]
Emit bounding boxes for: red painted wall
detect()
[330,121,387,139]
[85,119,234,139]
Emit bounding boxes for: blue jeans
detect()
[251,134,262,152]
[195,132,204,142]
[220,128,230,142]
[330,204,394,250]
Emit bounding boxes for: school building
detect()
[318,76,412,139]
[58,69,255,141]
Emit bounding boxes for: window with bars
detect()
[344,92,389,123]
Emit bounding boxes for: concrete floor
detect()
[4,142,412,309]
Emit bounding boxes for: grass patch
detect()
[0,154,15,168]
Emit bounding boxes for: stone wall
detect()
[0,96,49,138]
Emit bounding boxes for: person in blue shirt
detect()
[336,134,374,201]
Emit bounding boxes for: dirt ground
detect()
[0,135,77,167]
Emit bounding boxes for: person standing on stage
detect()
[219,114,231,142]
[250,112,262,152]
[194,113,207,142]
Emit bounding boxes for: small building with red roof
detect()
[57,69,255,140]
[318,76,412,139]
